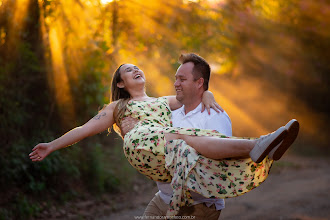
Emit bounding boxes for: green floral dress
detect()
[123,97,273,216]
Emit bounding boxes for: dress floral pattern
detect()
[122,97,273,216]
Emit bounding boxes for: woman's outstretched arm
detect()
[29,101,117,162]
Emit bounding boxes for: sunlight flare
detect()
[5,0,30,58]
[100,0,114,5]
[49,23,76,128]
[253,0,281,21]
[13,0,30,27]
[210,89,269,136]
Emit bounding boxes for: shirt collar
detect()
[179,103,203,116]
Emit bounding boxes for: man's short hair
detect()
[178,53,210,91]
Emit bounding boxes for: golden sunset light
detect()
[100,0,114,5]
[5,0,30,57]
[48,24,76,128]
[1,0,329,218]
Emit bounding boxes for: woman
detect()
[30,63,299,216]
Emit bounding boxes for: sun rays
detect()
[1,0,326,146]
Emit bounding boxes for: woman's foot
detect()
[268,119,300,161]
[250,127,288,163]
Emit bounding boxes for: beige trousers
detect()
[143,192,221,220]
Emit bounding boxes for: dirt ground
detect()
[99,154,330,220]
[36,154,330,220]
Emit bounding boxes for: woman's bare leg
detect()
[164,133,256,160]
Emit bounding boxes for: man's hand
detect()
[120,117,139,136]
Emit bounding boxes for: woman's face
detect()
[118,64,146,89]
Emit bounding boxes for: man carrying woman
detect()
[30,53,299,217]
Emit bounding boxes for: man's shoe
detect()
[250,127,288,163]
[269,119,300,161]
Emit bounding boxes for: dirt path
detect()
[99,155,330,220]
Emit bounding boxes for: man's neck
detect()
[184,99,202,115]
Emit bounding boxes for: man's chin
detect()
[176,94,183,102]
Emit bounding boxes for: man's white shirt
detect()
[157,103,232,210]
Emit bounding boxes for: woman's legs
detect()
[164,133,256,159]
[164,125,288,162]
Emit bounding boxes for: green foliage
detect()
[0,135,80,194]
[0,41,46,147]
[72,45,110,122]
[14,195,41,219]
[80,142,120,194]
[0,195,41,219]
[0,208,11,220]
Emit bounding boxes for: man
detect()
[122,53,232,219]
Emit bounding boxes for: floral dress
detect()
[123,97,273,216]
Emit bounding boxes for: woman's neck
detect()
[129,92,149,101]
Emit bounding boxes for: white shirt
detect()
[157,103,232,210]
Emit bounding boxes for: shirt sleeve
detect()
[204,111,232,137]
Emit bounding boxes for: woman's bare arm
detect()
[165,96,183,111]
[29,102,117,161]
[164,91,223,113]
[201,91,224,114]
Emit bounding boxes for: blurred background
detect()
[0,0,329,219]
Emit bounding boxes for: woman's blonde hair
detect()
[110,64,130,134]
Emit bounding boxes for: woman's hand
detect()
[202,91,224,114]
[29,143,53,162]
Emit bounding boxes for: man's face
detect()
[174,62,200,104]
